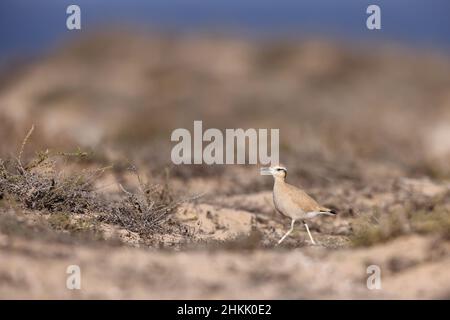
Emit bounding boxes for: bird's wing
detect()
[284,183,323,212]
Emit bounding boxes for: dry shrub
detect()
[350,211,406,247]
[0,148,101,214]
[351,191,450,246]
[0,127,187,242]
[48,212,101,236]
[100,166,201,242]
[100,169,180,235]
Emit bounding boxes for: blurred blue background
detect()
[0,0,449,62]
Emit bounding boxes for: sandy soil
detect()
[2,227,449,299]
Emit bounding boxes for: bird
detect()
[260,165,336,245]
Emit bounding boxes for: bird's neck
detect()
[273,176,286,186]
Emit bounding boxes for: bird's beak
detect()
[260,167,272,175]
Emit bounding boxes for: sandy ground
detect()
[2,227,449,299]
[1,181,449,299]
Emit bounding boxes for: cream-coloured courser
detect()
[261,166,336,245]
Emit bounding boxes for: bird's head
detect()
[260,165,287,180]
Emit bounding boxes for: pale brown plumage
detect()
[274,181,332,216]
[261,165,336,245]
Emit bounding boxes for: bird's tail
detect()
[319,207,337,216]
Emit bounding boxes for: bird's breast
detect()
[273,182,305,219]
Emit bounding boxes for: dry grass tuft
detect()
[100,168,179,235]
[100,166,201,243]
[0,127,189,244]
[351,192,450,246]
[0,149,102,213]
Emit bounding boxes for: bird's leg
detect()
[304,223,316,245]
[277,219,296,245]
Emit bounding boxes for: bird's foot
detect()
[305,239,318,246]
